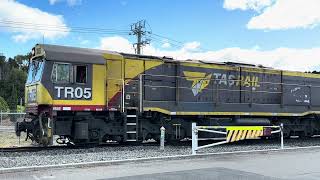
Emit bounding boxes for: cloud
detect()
[247,0,320,30]
[0,0,70,42]
[183,41,201,51]
[99,36,320,72]
[161,42,171,48]
[49,0,58,5]
[160,39,171,48]
[99,36,135,53]
[49,0,82,6]
[224,0,274,11]
[224,0,320,30]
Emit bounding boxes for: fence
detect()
[191,122,284,155]
[0,111,31,148]
[0,111,25,125]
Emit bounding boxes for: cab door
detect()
[106,58,124,110]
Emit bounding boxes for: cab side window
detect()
[52,63,71,83]
[75,65,87,84]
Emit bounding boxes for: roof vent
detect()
[163,56,173,60]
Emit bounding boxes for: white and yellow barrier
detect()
[192,123,284,155]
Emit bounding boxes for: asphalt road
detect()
[1,147,320,180]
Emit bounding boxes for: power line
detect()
[1,19,212,52]
[146,35,185,49]
[129,20,151,54]
[147,38,184,50]
[0,20,130,32]
[152,33,184,45]
[149,33,211,52]
[0,20,131,35]
[0,25,130,35]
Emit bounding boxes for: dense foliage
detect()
[0,96,9,112]
[0,54,29,111]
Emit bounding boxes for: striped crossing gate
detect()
[192,123,283,155]
[226,126,265,143]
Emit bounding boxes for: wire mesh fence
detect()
[0,111,32,148]
[0,75,27,147]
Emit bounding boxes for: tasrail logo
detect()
[183,71,260,96]
[183,71,212,96]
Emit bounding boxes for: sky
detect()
[1,0,320,71]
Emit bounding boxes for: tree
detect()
[0,54,28,111]
[5,68,26,109]
[8,57,18,69]
[7,84,18,111]
[14,53,30,72]
[0,96,9,112]
[0,55,6,80]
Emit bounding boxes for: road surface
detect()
[1,147,320,180]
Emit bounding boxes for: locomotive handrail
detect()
[142,100,289,106]
[142,84,283,94]
[141,73,318,87]
[139,74,143,112]
[139,75,313,106]
[107,73,316,112]
[196,125,281,129]
[107,75,317,96]
[122,79,125,112]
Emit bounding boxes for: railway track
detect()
[1,135,319,153]
[0,137,302,153]
[0,145,70,153]
[0,141,168,153]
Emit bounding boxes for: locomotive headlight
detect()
[36,47,42,55]
[32,49,35,56]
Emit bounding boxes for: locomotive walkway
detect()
[1,147,320,180]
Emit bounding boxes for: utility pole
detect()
[130,20,151,55]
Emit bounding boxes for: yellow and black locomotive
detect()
[16,44,320,145]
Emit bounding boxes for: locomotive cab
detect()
[16,44,107,145]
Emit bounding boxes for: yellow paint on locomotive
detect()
[25,83,52,105]
[105,55,163,106]
[182,61,320,78]
[143,107,317,117]
[183,71,212,95]
[26,64,106,107]
[124,59,144,79]
[105,55,124,105]
[236,75,260,87]
[37,84,52,104]
[53,64,106,106]
[183,70,260,89]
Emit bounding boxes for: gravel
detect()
[1,138,320,169]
